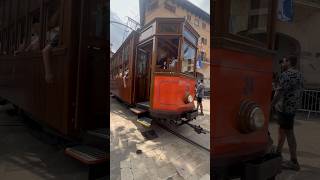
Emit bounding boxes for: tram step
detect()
[65,145,107,165]
[137,117,152,128]
[65,145,108,180]
[136,101,150,110]
[130,107,147,115]
[87,128,108,139]
[83,129,108,151]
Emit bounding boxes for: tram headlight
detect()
[187,94,193,103]
[239,100,265,133]
[184,94,193,104]
[250,107,265,130]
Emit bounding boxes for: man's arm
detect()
[271,89,283,106]
[271,73,288,106]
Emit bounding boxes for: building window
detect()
[187,14,191,22]
[164,0,176,13]
[229,0,269,44]
[194,18,199,27]
[201,37,207,45]
[202,22,206,29]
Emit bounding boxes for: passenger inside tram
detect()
[42,0,60,83]
[156,37,179,71]
[123,67,129,88]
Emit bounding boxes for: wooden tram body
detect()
[212,0,280,179]
[111,18,199,122]
[0,0,107,138]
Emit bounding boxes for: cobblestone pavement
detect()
[269,113,320,180]
[110,97,210,180]
[0,104,89,180]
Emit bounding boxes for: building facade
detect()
[275,0,320,89]
[139,0,210,88]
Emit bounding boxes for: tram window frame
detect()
[88,0,108,43]
[156,21,182,34]
[181,39,197,75]
[183,26,198,46]
[214,0,275,49]
[155,35,180,73]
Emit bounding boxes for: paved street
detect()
[110,97,210,180]
[269,113,320,180]
[0,104,89,180]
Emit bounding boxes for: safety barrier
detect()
[298,89,320,120]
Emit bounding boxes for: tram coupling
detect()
[186,122,209,134]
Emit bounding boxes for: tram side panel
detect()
[0,51,73,135]
[211,48,273,166]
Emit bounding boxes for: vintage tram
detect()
[0,0,107,178]
[212,0,281,179]
[111,17,199,126]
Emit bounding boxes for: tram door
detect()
[135,43,152,103]
[74,0,107,131]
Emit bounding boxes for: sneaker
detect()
[199,112,204,116]
[283,160,300,171]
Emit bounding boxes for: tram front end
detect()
[150,73,198,124]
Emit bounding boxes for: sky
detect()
[110,0,210,52]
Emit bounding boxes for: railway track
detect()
[155,121,210,152]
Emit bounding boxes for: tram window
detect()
[0,32,2,54]
[123,45,129,63]
[4,0,9,26]
[183,28,197,45]
[181,42,196,74]
[158,23,180,34]
[89,0,107,39]
[25,18,40,52]
[14,20,28,55]
[29,0,41,12]
[18,0,27,18]
[139,25,154,42]
[45,0,61,47]
[1,30,7,55]
[11,0,17,19]
[229,0,269,44]
[0,1,3,28]
[8,25,15,55]
[156,37,179,72]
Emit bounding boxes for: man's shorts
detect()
[197,97,202,103]
[277,111,295,130]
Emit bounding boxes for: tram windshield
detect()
[156,36,179,72]
[181,41,196,74]
[141,18,199,76]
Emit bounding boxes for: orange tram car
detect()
[111,18,200,128]
[212,0,281,179]
[0,0,107,179]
